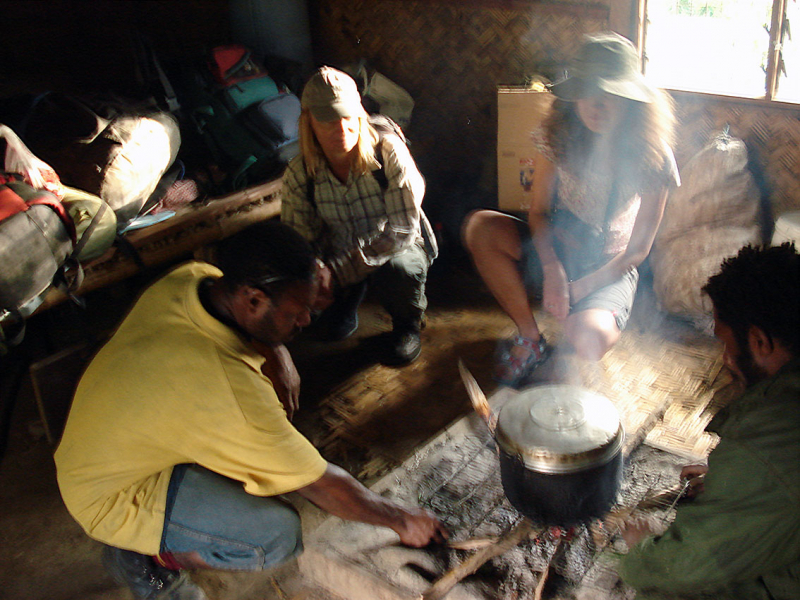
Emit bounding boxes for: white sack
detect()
[651,225,761,331]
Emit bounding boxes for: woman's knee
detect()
[461,209,487,248]
[565,310,620,360]
[461,210,519,256]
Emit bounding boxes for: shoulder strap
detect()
[369,114,407,192]
[373,139,388,192]
[305,161,316,210]
[70,201,108,260]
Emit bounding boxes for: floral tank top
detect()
[531,128,680,255]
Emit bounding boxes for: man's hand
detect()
[620,516,657,548]
[252,341,300,420]
[393,507,449,547]
[297,464,449,547]
[680,464,708,499]
[313,260,336,312]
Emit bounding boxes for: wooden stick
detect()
[533,546,552,600]
[594,482,690,548]
[457,359,495,432]
[447,537,499,551]
[269,576,288,600]
[420,518,537,600]
[534,534,567,600]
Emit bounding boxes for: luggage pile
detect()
[174,44,302,193]
[0,117,141,353]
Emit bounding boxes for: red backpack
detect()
[208,45,267,86]
[0,173,76,351]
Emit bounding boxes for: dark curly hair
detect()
[215,220,316,298]
[702,242,800,355]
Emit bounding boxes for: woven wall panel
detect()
[312,1,800,219]
[313,0,609,183]
[672,96,800,217]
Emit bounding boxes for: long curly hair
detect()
[542,89,676,192]
[298,109,380,178]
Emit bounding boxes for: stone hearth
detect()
[300,387,686,600]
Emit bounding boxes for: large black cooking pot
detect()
[494,384,624,527]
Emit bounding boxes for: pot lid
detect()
[495,384,624,473]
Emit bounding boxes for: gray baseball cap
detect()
[301,66,367,122]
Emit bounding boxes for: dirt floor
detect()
[0,251,732,600]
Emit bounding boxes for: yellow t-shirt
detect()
[54,262,328,554]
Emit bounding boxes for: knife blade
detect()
[458,358,495,431]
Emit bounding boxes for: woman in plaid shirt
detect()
[281,66,436,366]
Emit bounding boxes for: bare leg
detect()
[462,210,541,340]
[564,308,620,361]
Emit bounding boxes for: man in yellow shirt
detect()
[55,220,447,600]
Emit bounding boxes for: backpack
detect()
[208,45,267,87]
[175,45,300,193]
[0,171,119,352]
[20,93,181,227]
[0,174,71,349]
[208,46,280,115]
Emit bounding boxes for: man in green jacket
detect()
[618,242,800,600]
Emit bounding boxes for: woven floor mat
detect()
[587,325,731,461]
[290,264,737,481]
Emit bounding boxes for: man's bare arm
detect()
[296,463,448,547]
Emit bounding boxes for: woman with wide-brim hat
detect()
[464,32,680,388]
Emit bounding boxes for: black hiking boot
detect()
[382,321,423,366]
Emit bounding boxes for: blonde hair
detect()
[299,109,380,178]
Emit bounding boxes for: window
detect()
[642,0,798,103]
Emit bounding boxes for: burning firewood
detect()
[447,536,500,551]
[592,478,696,548]
[420,517,538,600]
[533,534,566,600]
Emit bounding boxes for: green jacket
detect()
[619,359,800,600]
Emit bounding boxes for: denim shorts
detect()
[160,464,303,571]
[513,216,638,332]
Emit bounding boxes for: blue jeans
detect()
[160,464,303,571]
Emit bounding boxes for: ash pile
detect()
[406,430,685,599]
[301,402,690,600]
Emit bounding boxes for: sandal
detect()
[494,335,551,389]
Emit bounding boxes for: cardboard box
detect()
[497,87,554,212]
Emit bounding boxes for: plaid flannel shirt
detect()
[281,134,437,287]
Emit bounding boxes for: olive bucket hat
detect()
[548,32,655,103]
[301,66,367,122]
